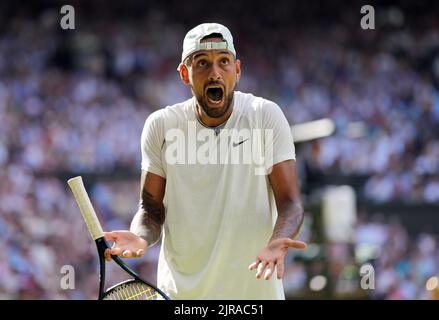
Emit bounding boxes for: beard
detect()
[193,84,236,118]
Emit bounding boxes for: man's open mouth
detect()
[206,86,224,104]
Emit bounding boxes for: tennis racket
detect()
[67,176,170,300]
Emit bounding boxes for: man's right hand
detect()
[103,230,148,261]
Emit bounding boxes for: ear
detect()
[178,63,190,86]
[235,59,241,82]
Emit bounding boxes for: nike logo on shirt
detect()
[232,138,249,147]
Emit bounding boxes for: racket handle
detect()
[68,176,104,240]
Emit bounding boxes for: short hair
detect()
[201,33,223,41]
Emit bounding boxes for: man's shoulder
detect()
[235,91,280,113]
[148,97,194,121]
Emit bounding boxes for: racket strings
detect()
[103,281,164,300]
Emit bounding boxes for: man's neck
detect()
[195,99,234,127]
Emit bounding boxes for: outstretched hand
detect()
[103,230,148,261]
[248,238,307,280]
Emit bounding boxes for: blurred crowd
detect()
[1,4,438,203]
[0,1,438,299]
[285,213,439,299]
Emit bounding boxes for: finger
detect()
[104,249,112,261]
[264,262,276,280]
[110,247,123,256]
[277,261,285,279]
[136,249,144,257]
[285,239,307,250]
[122,250,134,258]
[255,261,268,279]
[248,257,262,270]
[104,232,117,241]
[248,261,259,271]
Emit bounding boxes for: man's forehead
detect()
[192,50,233,60]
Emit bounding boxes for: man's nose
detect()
[208,64,222,82]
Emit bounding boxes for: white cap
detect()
[180,23,236,65]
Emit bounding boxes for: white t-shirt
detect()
[141,91,296,299]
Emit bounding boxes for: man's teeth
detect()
[206,88,223,103]
[208,97,221,104]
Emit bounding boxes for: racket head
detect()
[103,279,168,300]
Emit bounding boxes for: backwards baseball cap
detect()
[178,23,236,70]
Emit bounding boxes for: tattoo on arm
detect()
[130,189,165,247]
[270,200,304,242]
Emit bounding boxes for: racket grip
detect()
[68,176,104,240]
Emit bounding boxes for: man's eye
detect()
[221,59,229,65]
[197,60,207,67]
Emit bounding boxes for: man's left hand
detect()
[248,238,307,280]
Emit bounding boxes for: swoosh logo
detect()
[232,138,249,147]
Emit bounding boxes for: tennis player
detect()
[104,23,307,299]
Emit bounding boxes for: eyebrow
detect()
[192,53,208,60]
[217,51,232,56]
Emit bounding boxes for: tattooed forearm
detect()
[130,188,165,246]
[270,200,304,242]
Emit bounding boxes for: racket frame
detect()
[95,237,170,300]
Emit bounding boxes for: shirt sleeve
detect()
[140,109,166,178]
[262,101,296,170]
